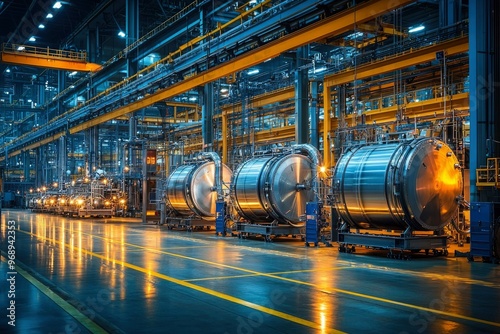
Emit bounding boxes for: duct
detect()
[198,151,222,199]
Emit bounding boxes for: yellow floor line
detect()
[18,227,500,329]
[186,267,353,282]
[0,253,108,334]
[12,232,344,334]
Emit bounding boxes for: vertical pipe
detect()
[323,86,331,168]
[222,110,228,164]
[202,83,214,150]
[58,136,66,190]
[295,46,309,144]
[310,81,319,149]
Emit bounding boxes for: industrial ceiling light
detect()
[247,68,259,75]
[118,31,126,38]
[408,25,425,33]
[6,68,10,73]
[53,1,62,9]
[46,13,53,18]
[17,46,25,51]
[38,24,45,29]
[29,36,36,42]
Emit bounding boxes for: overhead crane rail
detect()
[0,0,416,161]
[0,43,101,72]
[323,21,469,87]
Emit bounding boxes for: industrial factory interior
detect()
[1,0,499,333]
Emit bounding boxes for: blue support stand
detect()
[215,200,227,236]
[305,202,320,247]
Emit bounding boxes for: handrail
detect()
[2,43,87,62]
[48,0,273,128]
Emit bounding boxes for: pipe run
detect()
[292,144,322,201]
[198,151,222,200]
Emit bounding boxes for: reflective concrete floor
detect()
[1,209,499,334]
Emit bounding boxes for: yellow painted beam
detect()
[1,52,101,72]
[343,93,469,125]
[220,86,295,114]
[165,102,200,109]
[7,131,65,159]
[69,0,414,134]
[324,36,468,87]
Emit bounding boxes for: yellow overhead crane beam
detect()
[69,0,414,165]
[1,44,101,72]
[8,131,66,158]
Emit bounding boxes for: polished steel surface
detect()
[232,157,272,222]
[1,210,499,334]
[232,154,314,224]
[268,154,314,223]
[334,138,463,231]
[165,161,231,218]
[190,162,232,217]
[165,163,195,215]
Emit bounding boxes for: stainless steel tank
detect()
[165,161,231,219]
[231,153,315,225]
[333,138,463,231]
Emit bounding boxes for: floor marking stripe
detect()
[15,230,344,334]
[18,226,500,329]
[186,267,353,282]
[0,253,108,334]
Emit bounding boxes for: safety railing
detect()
[2,43,87,61]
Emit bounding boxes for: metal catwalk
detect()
[1,209,499,333]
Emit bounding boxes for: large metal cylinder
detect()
[165,161,231,219]
[333,138,463,231]
[231,153,315,225]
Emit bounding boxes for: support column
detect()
[222,110,228,164]
[439,0,461,27]
[57,71,66,116]
[295,46,309,144]
[86,127,99,176]
[22,150,30,182]
[323,86,331,168]
[87,28,98,63]
[469,0,500,201]
[126,0,139,76]
[310,81,319,149]
[58,136,66,190]
[35,147,43,187]
[201,84,214,150]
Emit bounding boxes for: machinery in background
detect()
[230,144,328,243]
[332,137,464,258]
[467,202,500,263]
[161,152,231,230]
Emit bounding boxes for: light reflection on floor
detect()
[1,210,499,334]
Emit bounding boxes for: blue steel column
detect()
[86,28,98,63]
[469,0,499,201]
[201,83,214,150]
[57,71,65,116]
[310,81,319,148]
[439,0,461,27]
[295,46,309,144]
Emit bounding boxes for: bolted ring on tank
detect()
[231,153,315,225]
[165,161,231,220]
[333,138,463,231]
